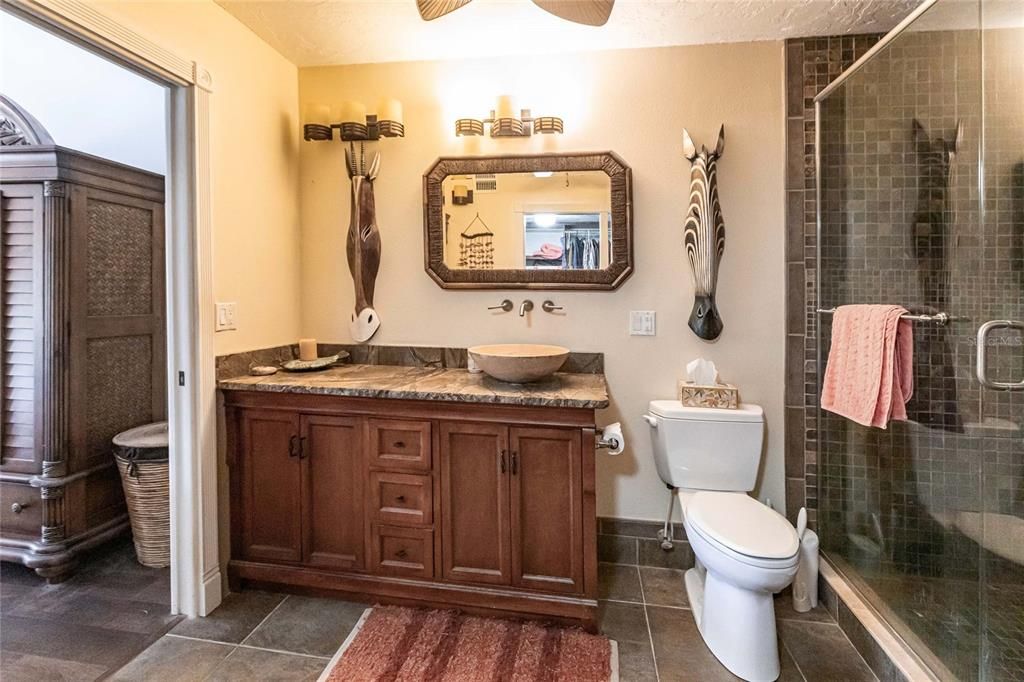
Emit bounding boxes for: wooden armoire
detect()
[0,96,166,581]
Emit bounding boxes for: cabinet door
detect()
[439,422,510,586]
[0,185,43,475]
[239,409,302,563]
[510,427,583,594]
[68,185,166,472]
[301,415,364,571]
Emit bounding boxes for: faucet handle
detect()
[488,299,513,312]
[541,300,563,313]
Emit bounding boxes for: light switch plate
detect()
[629,310,656,336]
[215,302,237,332]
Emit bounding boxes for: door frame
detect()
[2,0,222,616]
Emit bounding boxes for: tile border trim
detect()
[819,559,937,682]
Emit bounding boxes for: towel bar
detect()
[816,307,956,326]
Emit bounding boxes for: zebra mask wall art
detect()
[682,125,727,340]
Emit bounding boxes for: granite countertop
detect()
[218,364,609,410]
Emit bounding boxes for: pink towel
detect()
[532,243,563,260]
[821,305,914,429]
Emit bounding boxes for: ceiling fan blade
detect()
[416,0,474,21]
[531,0,614,26]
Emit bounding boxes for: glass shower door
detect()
[816,1,1024,679]
[975,5,1024,678]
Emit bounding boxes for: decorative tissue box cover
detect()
[678,381,739,409]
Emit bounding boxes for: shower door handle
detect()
[976,320,1024,391]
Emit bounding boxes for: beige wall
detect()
[97,0,302,356]
[300,42,787,521]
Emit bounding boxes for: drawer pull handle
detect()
[393,441,406,448]
[395,495,406,503]
[11,502,29,514]
[395,549,408,559]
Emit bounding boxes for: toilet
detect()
[645,400,799,682]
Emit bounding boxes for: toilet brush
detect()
[792,507,820,612]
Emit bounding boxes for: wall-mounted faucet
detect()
[519,300,534,317]
[488,299,513,313]
[541,300,563,313]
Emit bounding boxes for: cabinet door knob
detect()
[10,502,29,514]
[395,549,408,559]
[511,451,518,475]
[500,450,507,474]
[288,435,299,458]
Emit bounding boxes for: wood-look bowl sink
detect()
[468,344,570,383]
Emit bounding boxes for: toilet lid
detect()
[687,491,799,559]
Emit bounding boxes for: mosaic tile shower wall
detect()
[783,35,882,526]
[787,21,1024,682]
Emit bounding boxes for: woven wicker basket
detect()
[113,422,169,568]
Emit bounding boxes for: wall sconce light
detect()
[303,98,405,143]
[451,183,473,206]
[455,95,563,139]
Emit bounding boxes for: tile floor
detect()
[597,563,878,681]
[0,538,180,681]
[1,541,880,681]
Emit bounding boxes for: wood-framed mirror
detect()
[423,152,633,290]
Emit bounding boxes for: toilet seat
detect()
[684,491,799,567]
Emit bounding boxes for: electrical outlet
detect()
[215,302,237,332]
[629,310,656,336]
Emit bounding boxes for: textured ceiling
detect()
[215,0,920,67]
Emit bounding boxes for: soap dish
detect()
[282,351,350,373]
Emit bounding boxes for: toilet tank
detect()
[646,401,765,491]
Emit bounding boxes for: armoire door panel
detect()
[240,409,302,563]
[68,185,165,472]
[439,422,510,586]
[0,185,43,474]
[510,427,584,594]
[301,414,365,570]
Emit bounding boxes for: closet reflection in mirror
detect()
[423,152,632,290]
[442,171,611,271]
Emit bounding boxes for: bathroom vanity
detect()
[220,364,608,626]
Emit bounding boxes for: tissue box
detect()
[678,381,740,409]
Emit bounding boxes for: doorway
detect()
[0,0,219,648]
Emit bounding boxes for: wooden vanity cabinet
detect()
[439,423,584,594]
[225,391,599,626]
[234,409,364,570]
[236,409,302,563]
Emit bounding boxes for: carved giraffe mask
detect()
[345,146,382,342]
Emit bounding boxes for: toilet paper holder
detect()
[596,430,620,450]
[596,423,624,453]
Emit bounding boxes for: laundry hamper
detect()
[113,422,170,568]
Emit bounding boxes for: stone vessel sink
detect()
[468,344,570,383]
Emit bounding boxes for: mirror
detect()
[423,152,632,289]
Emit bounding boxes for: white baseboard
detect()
[199,566,223,617]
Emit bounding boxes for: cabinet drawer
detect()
[0,482,41,537]
[369,472,432,526]
[371,523,434,579]
[368,419,432,472]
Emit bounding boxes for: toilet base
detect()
[684,566,781,682]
